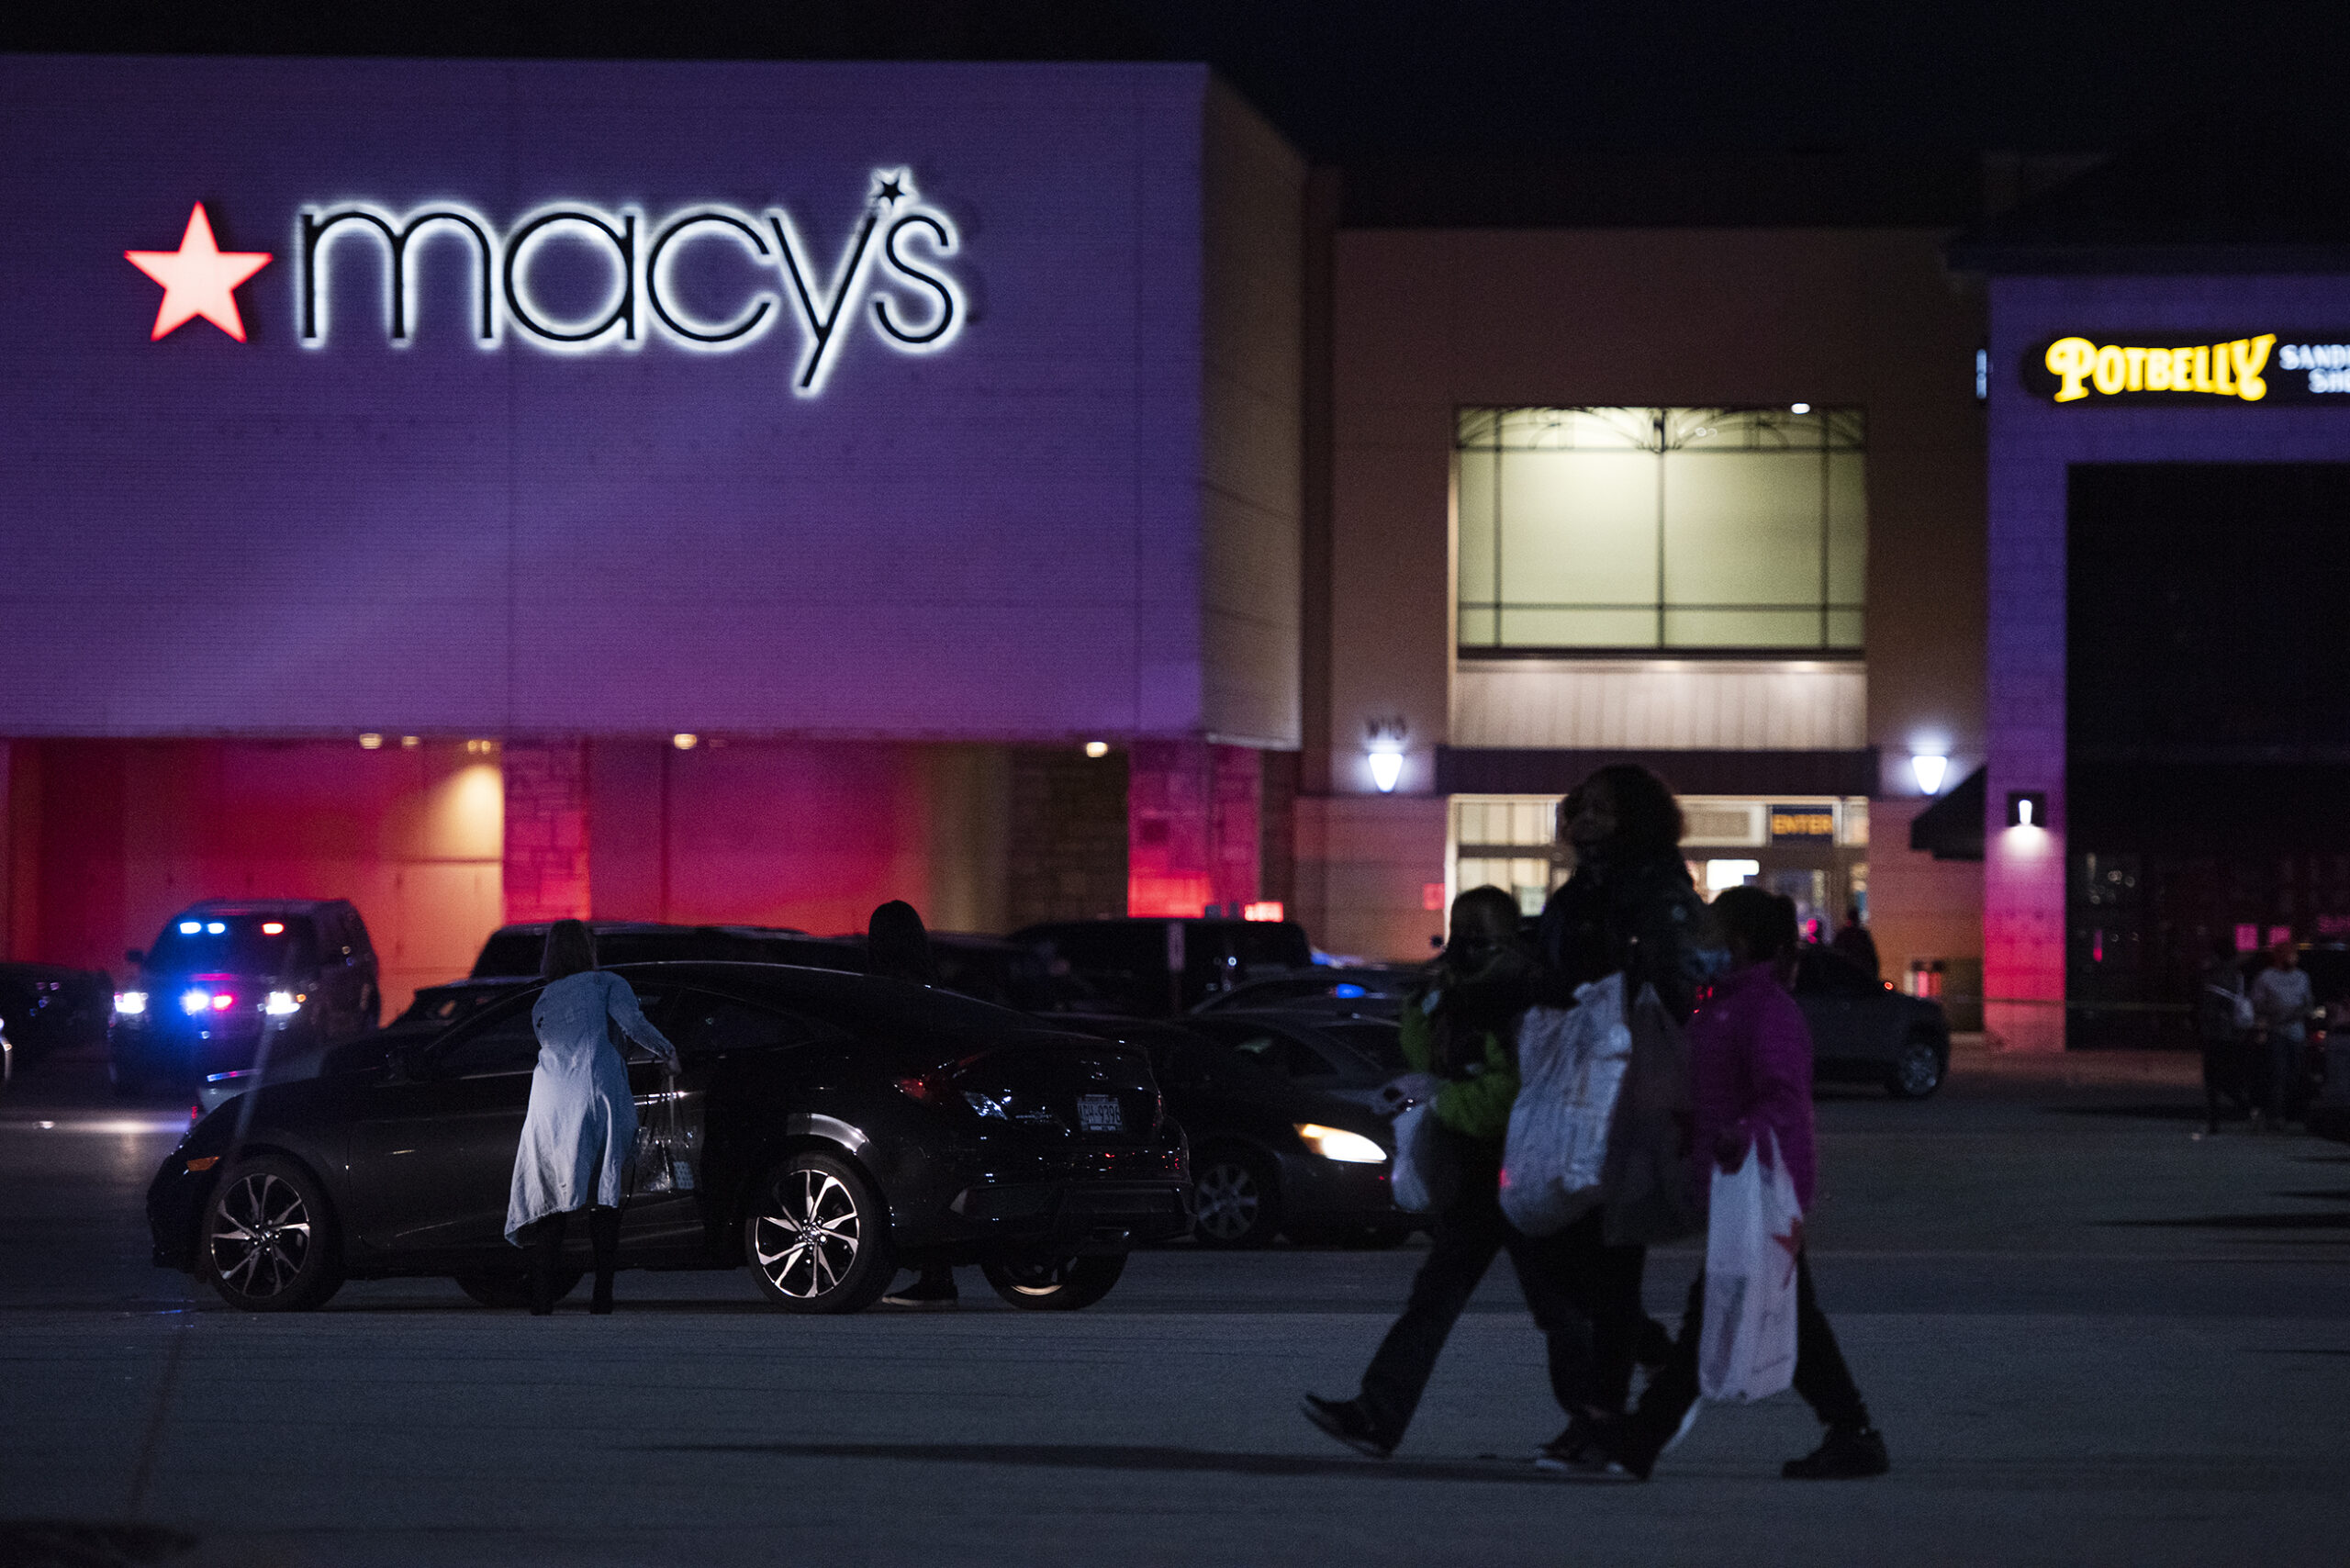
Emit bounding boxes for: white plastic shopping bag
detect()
[1498,974,1632,1237]
[1388,1103,1442,1214]
[1698,1128,1802,1403]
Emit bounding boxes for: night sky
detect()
[6,0,2346,160]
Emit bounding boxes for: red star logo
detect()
[1772,1214,1805,1284]
[125,203,273,342]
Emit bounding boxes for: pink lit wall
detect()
[12,740,503,1014]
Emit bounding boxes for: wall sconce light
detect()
[2006,790,2047,828]
[1365,717,1408,794]
[1910,753,1948,795]
[1083,740,1110,759]
[671,733,699,751]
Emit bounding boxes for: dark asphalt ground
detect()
[2,1038,2346,1566]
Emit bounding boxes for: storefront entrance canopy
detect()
[1908,766,1985,862]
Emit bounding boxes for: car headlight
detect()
[180,989,212,1015]
[114,991,148,1016]
[263,991,304,1017]
[1295,1123,1387,1164]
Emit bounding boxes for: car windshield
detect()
[1318,1019,1407,1073]
[148,915,317,979]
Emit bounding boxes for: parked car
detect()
[1012,918,1316,1016]
[110,900,380,1097]
[1188,967,1416,1021]
[466,921,856,979]
[824,930,1108,1013]
[149,962,1190,1314]
[1058,1008,1412,1249]
[1793,946,1952,1098]
[0,962,113,1063]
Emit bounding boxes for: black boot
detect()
[1783,1424,1890,1479]
[528,1215,565,1316]
[588,1205,619,1315]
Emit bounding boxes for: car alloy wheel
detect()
[203,1157,343,1311]
[744,1152,895,1313]
[1192,1150,1280,1248]
[979,1252,1127,1311]
[1887,1036,1945,1100]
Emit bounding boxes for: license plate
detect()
[1076,1094,1125,1134]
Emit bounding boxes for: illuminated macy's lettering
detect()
[297,169,961,393]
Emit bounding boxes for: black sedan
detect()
[149,963,1190,1315]
[1060,1009,1413,1249]
[1794,946,1952,1098]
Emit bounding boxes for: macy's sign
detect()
[125,170,963,396]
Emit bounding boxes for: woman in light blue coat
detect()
[505,920,678,1315]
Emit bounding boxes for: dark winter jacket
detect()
[1535,850,1716,1018]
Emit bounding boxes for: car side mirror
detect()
[126,948,145,967]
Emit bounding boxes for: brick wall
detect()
[501,741,588,924]
[1128,740,1263,917]
[1006,746,1130,926]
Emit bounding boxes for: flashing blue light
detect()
[179,921,201,935]
[1334,983,1366,999]
[205,922,227,935]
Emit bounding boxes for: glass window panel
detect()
[1826,452,1866,604]
[1456,858,1500,892]
[1662,451,1821,606]
[1457,449,1498,614]
[1458,407,1865,654]
[1513,801,1550,845]
[1499,607,1660,646]
[1662,608,1825,646]
[1498,450,1657,607]
[1827,609,1865,647]
[1456,801,1488,845]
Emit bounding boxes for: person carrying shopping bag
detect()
[1592,887,1889,1481]
[1303,885,1617,1458]
[504,919,680,1316]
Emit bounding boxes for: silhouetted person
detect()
[507,919,678,1315]
[2250,938,2312,1132]
[867,901,958,1307]
[2197,936,2249,1136]
[1595,887,1887,1482]
[1830,906,1879,980]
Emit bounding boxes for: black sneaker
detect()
[1301,1394,1394,1460]
[1536,1415,1639,1478]
[1783,1425,1890,1480]
[880,1271,958,1308]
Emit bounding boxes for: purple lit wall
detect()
[1986,272,2350,1048]
[0,58,1292,744]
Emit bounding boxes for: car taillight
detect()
[210,992,235,1012]
[895,1072,945,1104]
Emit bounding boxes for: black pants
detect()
[1358,1133,1644,1444]
[2199,1034,2241,1132]
[1622,1247,1868,1462]
[520,1207,619,1277]
[2264,1031,2304,1122]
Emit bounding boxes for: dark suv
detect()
[110,900,379,1096]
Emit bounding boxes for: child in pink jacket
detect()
[1597,885,1889,1481]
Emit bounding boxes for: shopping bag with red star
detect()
[1698,1127,1802,1402]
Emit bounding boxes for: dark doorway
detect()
[2067,464,2350,1046]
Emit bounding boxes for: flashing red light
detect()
[261,922,285,935]
[895,1073,943,1104]
[1242,901,1284,922]
[209,992,235,1012]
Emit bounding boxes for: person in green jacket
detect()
[1302,884,1620,1459]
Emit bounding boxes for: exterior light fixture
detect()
[2007,790,2047,829]
[1789,402,1811,414]
[1083,740,1110,759]
[1910,754,1949,794]
[672,733,699,751]
[400,735,420,749]
[358,733,383,750]
[464,739,496,756]
[1365,717,1408,794]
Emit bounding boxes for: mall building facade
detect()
[12,57,2333,1042]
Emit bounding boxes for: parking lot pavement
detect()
[4,1046,2348,1567]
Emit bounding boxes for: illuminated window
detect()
[1455,408,1865,653]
